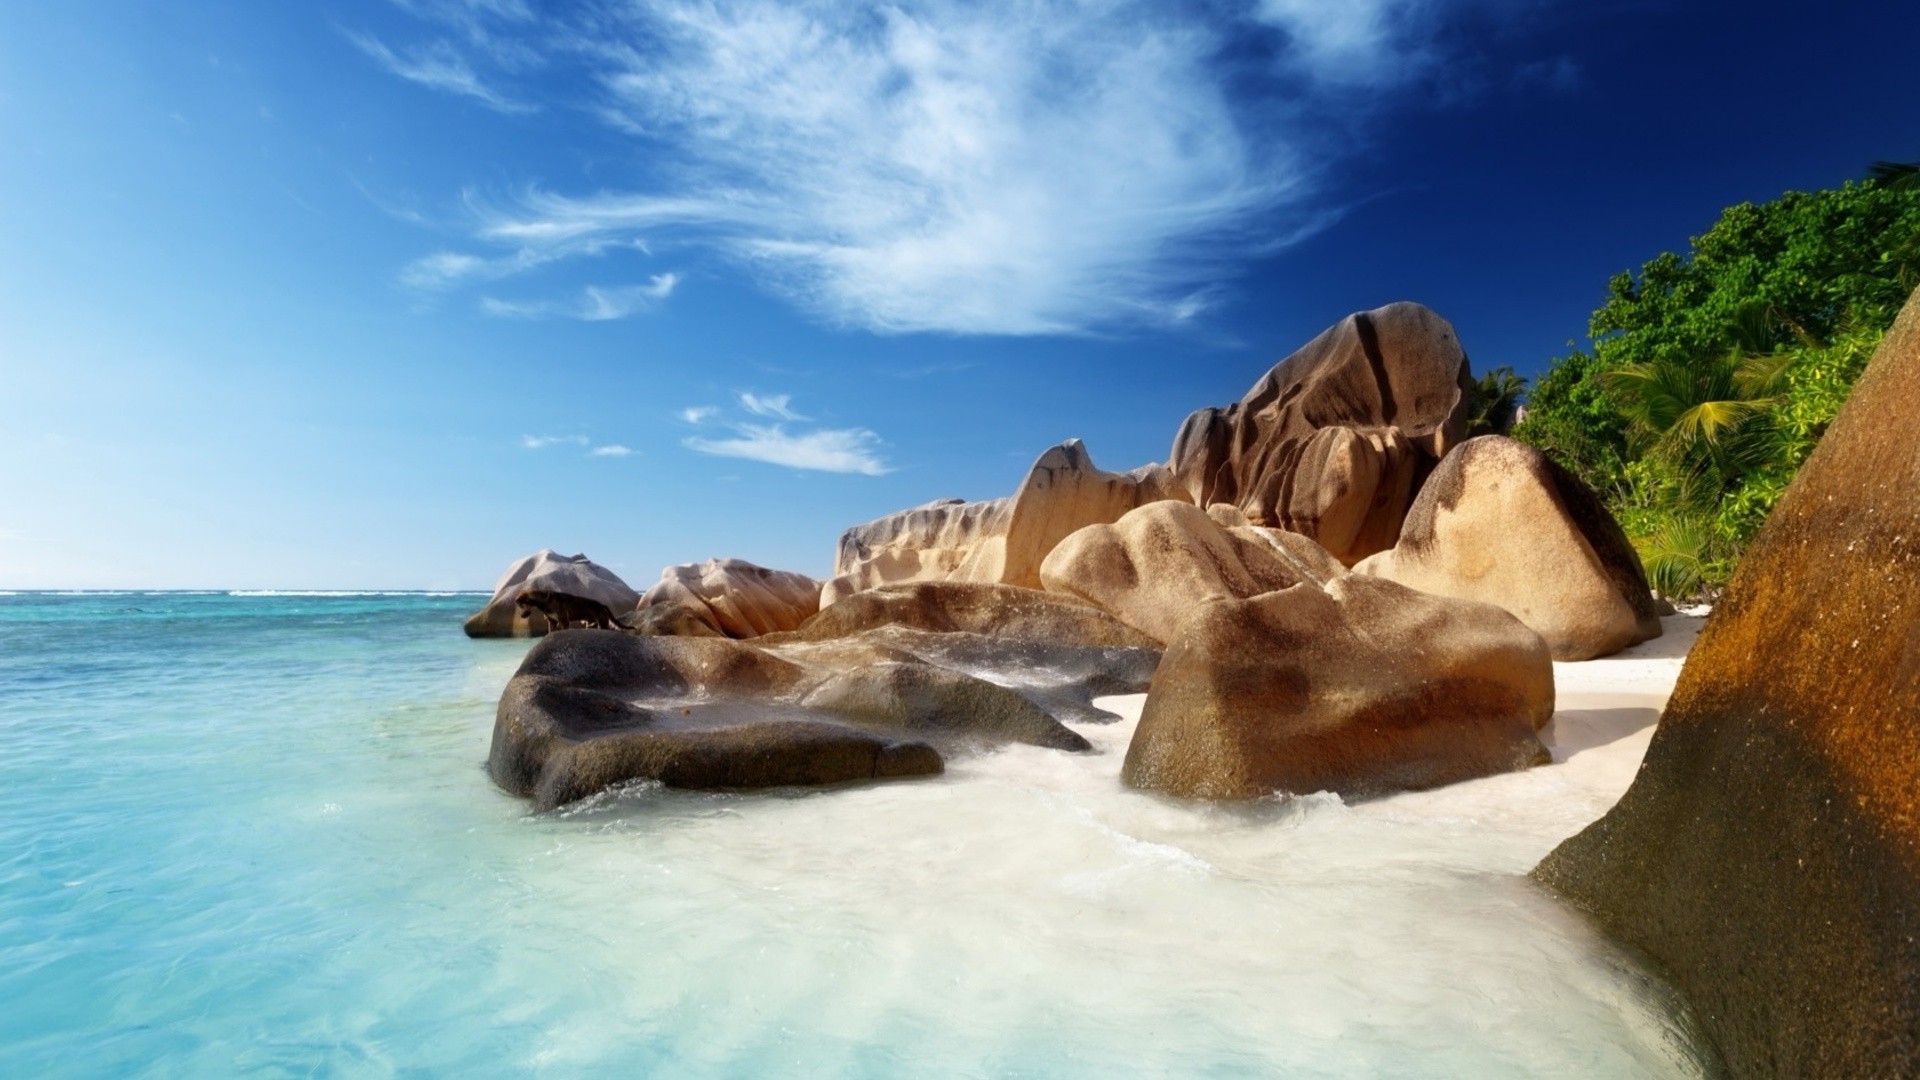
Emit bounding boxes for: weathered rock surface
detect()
[1123,575,1553,800]
[1533,290,1920,1077]
[824,496,1011,607]
[786,580,1160,650]
[1168,302,1473,565]
[1354,436,1662,660]
[1039,501,1346,644]
[465,550,641,638]
[626,557,821,639]
[766,581,1163,726]
[823,440,1185,604]
[492,627,1100,810]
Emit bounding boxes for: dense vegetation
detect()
[1510,175,1920,599]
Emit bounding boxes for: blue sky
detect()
[2,0,1915,589]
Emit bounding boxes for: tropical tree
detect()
[1464,366,1527,437]
[1515,178,1920,598]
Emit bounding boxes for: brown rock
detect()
[823,440,1187,604]
[491,621,1098,810]
[786,580,1160,651]
[1168,302,1472,564]
[629,557,821,639]
[764,582,1164,727]
[1354,436,1662,660]
[1123,574,1553,800]
[824,496,1011,606]
[464,549,641,638]
[1532,289,1920,1077]
[1039,500,1345,644]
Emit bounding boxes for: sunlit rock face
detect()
[822,440,1186,605]
[626,558,821,639]
[1123,575,1554,801]
[463,550,641,638]
[1039,500,1344,645]
[1167,301,1474,566]
[1533,289,1920,1079]
[1354,436,1662,660]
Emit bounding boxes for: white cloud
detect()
[685,424,890,475]
[520,434,588,449]
[679,406,719,424]
[347,31,534,113]
[377,0,1548,335]
[590,444,635,457]
[481,275,679,320]
[737,392,805,421]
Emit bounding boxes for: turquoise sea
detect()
[0,592,1712,1078]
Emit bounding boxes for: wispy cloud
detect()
[685,424,890,476]
[589,444,635,457]
[370,0,1559,336]
[520,434,588,449]
[678,392,889,474]
[481,274,679,320]
[347,31,534,114]
[737,392,805,421]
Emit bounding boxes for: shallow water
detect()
[0,593,1712,1077]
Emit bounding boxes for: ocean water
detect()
[0,592,1713,1078]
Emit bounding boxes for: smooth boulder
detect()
[1532,288,1920,1077]
[464,550,641,638]
[1167,302,1473,564]
[1124,575,1553,800]
[1355,436,1662,660]
[1040,500,1345,644]
[627,557,821,639]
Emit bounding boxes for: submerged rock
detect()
[627,557,821,639]
[1167,301,1473,565]
[1123,575,1553,801]
[1354,436,1662,660]
[491,621,1100,810]
[464,550,641,638]
[1039,500,1345,644]
[1533,289,1920,1077]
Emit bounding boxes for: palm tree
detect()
[1465,366,1527,437]
[1869,160,1920,191]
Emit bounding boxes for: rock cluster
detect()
[1533,287,1920,1077]
[480,301,1658,811]
[491,584,1159,809]
[824,439,1186,604]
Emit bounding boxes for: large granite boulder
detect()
[1354,436,1662,660]
[1039,500,1345,644]
[492,627,1097,810]
[1532,290,1920,1077]
[626,557,821,639]
[823,496,1011,607]
[823,440,1185,604]
[1123,574,1554,800]
[464,550,641,638]
[1168,302,1473,565]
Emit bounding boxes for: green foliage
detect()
[1464,366,1527,437]
[1515,178,1920,600]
